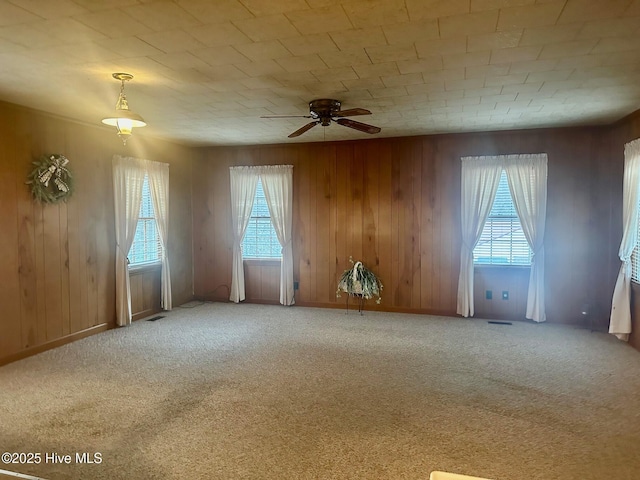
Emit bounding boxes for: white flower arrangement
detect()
[336,256,383,304]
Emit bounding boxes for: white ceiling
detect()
[1,0,639,146]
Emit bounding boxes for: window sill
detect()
[129,262,162,274]
[474,264,531,270]
[243,258,281,267]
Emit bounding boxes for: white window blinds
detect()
[129,175,162,265]
[474,170,532,266]
[242,179,281,259]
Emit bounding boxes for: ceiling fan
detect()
[261,99,381,138]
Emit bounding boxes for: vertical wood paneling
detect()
[130,266,162,321]
[390,141,402,306]
[0,100,195,365]
[410,141,423,309]
[243,262,280,303]
[186,120,636,323]
[375,141,393,308]
[390,142,401,307]
[296,145,312,303]
[262,265,280,301]
[43,203,63,340]
[17,170,38,349]
[349,144,364,264]
[420,138,436,310]
[66,154,88,334]
[193,148,234,300]
[130,274,142,314]
[545,130,596,323]
[191,122,628,326]
[428,138,445,310]
[59,202,71,337]
[192,155,214,298]
[39,120,65,340]
[2,97,634,364]
[325,144,339,303]
[433,136,460,312]
[335,144,351,286]
[474,268,529,319]
[94,134,115,327]
[362,142,379,278]
[315,147,333,303]
[34,204,47,344]
[397,139,422,309]
[0,113,21,356]
[305,147,318,303]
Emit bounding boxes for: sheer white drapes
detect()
[113,156,171,326]
[145,160,172,311]
[504,154,548,323]
[457,157,502,317]
[610,138,640,341]
[457,154,547,322]
[261,165,295,305]
[112,156,146,326]
[229,167,259,303]
[228,165,295,305]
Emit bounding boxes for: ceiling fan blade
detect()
[335,118,381,134]
[333,108,372,117]
[288,121,319,138]
[261,115,312,118]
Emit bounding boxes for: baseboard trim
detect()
[293,300,455,317]
[0,323,111,367]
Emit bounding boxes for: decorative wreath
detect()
[26,154,74,204]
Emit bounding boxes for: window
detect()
[474,170,532,266]
[632,205,640,282]
[242,179,281,259]
[129,175,162,265]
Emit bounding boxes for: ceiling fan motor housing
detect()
[309,99,341,126]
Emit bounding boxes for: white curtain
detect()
[145,159,172,311]
[504,154,548,323]
[112,155,146,326]
[229,166,259,303]
[610,138,640,341]
[457,156,503,317]
[261,165,295,305]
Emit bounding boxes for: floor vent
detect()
[488,321,512,325]
[147,315,165,322]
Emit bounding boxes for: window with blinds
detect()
[242,179,281,259]
[129,175,162,265]
[473,170,532,266]
[632,206,640,283]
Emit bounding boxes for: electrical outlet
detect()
[502,291,509,300]
[486,290,492,300]
[294,281,299,290]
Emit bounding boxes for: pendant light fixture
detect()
[101,73,146,145]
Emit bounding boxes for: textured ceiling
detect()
[0,0,639,146]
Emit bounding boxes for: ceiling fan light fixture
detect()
[101,73,146,145]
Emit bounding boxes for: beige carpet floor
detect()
[0,302,639,480]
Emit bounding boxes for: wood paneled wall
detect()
[2,96,635,363]
[0,101,195,365]
[192,126,620,327]
[130,265,162,321]
[473,267,529,320]
[244,260,281,304]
